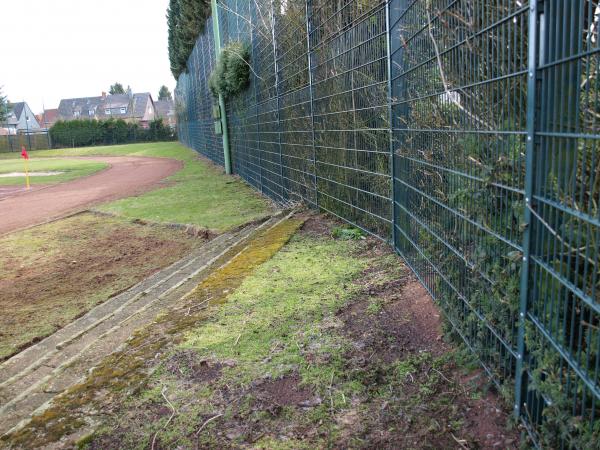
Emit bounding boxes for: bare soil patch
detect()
[340,275,443,363]
[165,350,223,384]
[0,212,204,361]
[336,271,518,449]
[255,374,316,408]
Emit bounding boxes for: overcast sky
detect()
[1,0,175,113]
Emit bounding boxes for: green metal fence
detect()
[175,1,600,446]
[0,133,51,152]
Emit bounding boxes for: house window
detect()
[120,107,127,114]
[89,110,94,116]
[105,109,111,115]
[73,111,80,117]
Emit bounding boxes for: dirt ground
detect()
[0,212,204,361]
[82,215,519,450]
[0,186,41,199]
[0,156,182,236]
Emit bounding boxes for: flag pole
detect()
[24,157,30,189]
[21,146,30,188]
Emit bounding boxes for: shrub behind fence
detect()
[176,1,600,447]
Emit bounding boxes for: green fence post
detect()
[386,0,396,246]
[270,0,285,200]
[515,0,539,419]
[305,0,318,209]
[211,0,232,175]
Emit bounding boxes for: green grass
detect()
[0,158,107,185]
[182,234,367,384]
[0,142,192,160]
[0,143,274,232]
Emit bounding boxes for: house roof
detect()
[101,94,129,109]
[132,93,153,118]
[4,102,41,129]
[6,102,26,126]
[59,93,153,120]
[41,109,59,125]
[154,100,174,119]
[58,97,103,118]
[11,102,25,119]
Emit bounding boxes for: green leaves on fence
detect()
[208,41,251,99]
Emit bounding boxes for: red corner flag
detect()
[21,146,29,160]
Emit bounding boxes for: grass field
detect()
[0,143,274,231]
[0,158,107,185]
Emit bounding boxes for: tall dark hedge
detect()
[167,0,211,79]
[50,119,176,148]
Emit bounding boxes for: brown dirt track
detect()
[0,156,182,236]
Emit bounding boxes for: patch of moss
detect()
[181,234,367,384]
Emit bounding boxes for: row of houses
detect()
[1,90,175,135]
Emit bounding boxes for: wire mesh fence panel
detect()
[276,0,316,206]
[389,0,600,446]
[521,1,600,447]
[175,18,224,165]
[220,0,265,192]
[175,1,600,446]
[216,0,392,230]
[310,0,392,238]
[0,133,51,152]
[389,0,529,399]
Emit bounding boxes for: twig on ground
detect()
[431,367,453,385]
[451,432,469,449]
[151,386,177,450]
[173,297,212,313]
[328,370,335,412]
[195,413,224,437]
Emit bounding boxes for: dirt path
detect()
[0,156,182,236]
